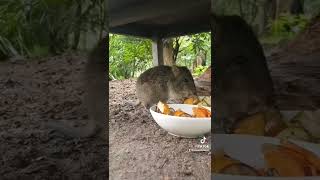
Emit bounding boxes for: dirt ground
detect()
[0,55,107,179]
[109,79,211,180]
[0,55,211,179]
[268,15,320,110]
[1,27,320,179]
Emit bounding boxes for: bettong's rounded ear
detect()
[171,65,181,77]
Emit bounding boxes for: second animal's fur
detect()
[136,65,198,109]
[211,15,275,132]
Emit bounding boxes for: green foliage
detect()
[192,65,209,77]
[109,34,153,80]
[31,45,50,58]
[109,32,211,80]
[0,36,19,59]
[270,14,309,37]
[190,33,211,54]
[261,14,309,45]
[176,33,211,68]
[0,0,106,60]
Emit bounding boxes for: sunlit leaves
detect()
[176,33,211,68]
[109,33,211,80]
[109,34,152,79]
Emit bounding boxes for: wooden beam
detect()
[109,0,210,27]
[158,18,210,38]
[110,22,210,39]
[152,38,164,66]
[110,24,155,38]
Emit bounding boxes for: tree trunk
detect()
[257,0,268,35]
[192,59,197,71]
[49,31,58,54]
[290,0,304,15]
[271,0,277,19]
[163,39,174,66]
[72,2,82,50]
[203,51,207,66]
[192,50,206,71]
[172,37,180,62]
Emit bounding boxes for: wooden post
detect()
[152,38,164,66]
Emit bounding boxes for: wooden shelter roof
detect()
[109,0,211,38]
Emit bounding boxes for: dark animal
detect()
[211,15,275,132]
[136,65,198,109]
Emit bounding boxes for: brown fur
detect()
[136,65,197,109]
[212,15,275,132]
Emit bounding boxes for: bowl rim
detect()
[149,103,211,120]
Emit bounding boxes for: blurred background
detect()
[0,0,107,60]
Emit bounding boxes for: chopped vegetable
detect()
[214,141,320,177]
[192,107,211,118]
[156,101,211,118]
[233,113,265,136]
[184,97,199,105]
[157,101,170,115]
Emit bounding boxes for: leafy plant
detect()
[261,14,309,45]
[109,34,152,80]
[109,32,211,80]
[192,65,209,77]
[176,33,211,68]
[0,0,106,60]
[270,14,309,37]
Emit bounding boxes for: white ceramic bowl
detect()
[149,104,211,138]
[212,134,320,180]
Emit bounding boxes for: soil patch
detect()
[0,55,107,179]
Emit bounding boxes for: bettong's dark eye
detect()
[233,56,247,65]
[227,56,247,70]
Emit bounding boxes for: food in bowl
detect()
[184,97,200,105]
[149,103,211,138]
[213,139,320,177]
[232,112,266,136]
[192,106,212,118]
[230,110,320,143]
[213,150,260,176]
[156,101,211,118]
[184,96,211,107]
[156,101,171,115]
